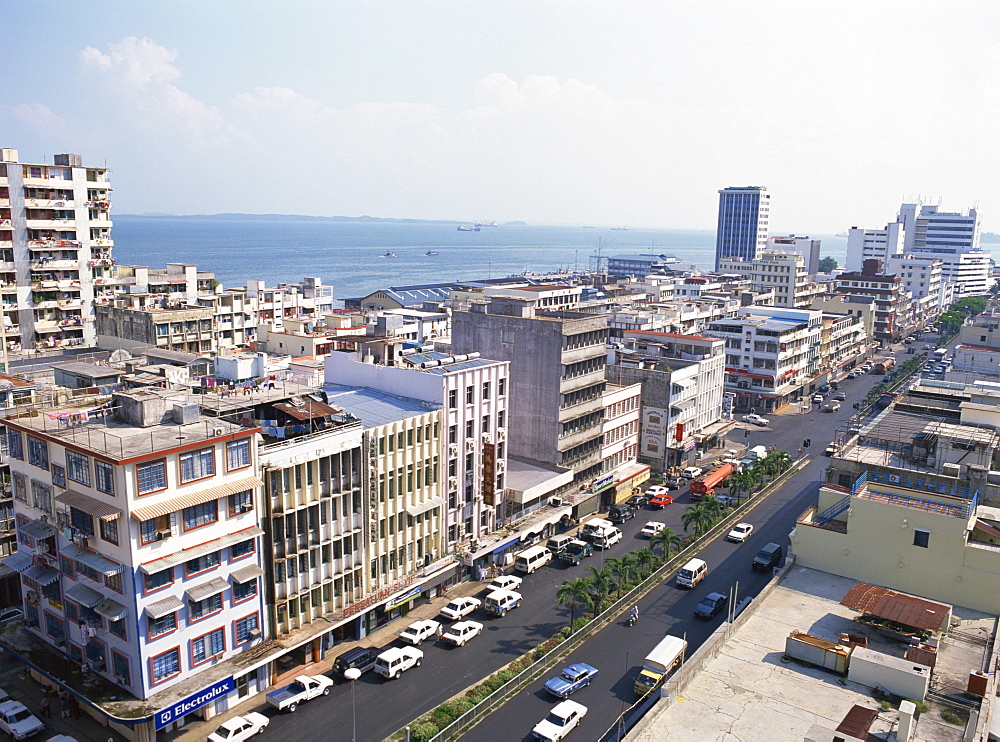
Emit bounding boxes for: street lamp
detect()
[344,667,361,741]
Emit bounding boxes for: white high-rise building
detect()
[766,235,821,276]
[0,148,115,355]
[845,222,906,272]
[898,202,989,296]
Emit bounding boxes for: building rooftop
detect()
[399,351,495,375]
[324,384,439,428]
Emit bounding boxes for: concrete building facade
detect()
[715,186,769,270]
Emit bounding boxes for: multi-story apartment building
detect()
[817,311,866,377]
[596,383,643,506]
[325,343,509,551]
[238,278,335,327]
[718,251,824,309]
[607,331,726,470]
[766,235,821,276]
[0,388,267,712]
[899,202,990,296]
[0,149,114,353]
[451,296,608,488]
[953,308,1000,377]
[715,186,770,270]
[834,259,910,344]
[809,293,876,347]
[705,306,822,412]
[95,294,216,354]
[884,253,945,328]
[845,221,906,272]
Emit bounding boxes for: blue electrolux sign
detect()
[155,676,234,729]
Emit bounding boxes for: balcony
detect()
[28,239,81,248]
[91,238,113,247]
[26,219,76,229]
[24,198,73,207]
[31,259,79,269]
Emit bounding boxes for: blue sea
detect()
[112,217,850,303]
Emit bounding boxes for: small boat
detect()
[379,252,397,258]
[457,225,479,232]
[611,225,629,231]
[425,251,439,256]
[474,220,498,228]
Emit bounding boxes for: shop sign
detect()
[482,442,496,506]
[385,586,422,611]
[593,474,614,493]
[156,676,235,729]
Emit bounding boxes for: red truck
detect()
[874,358,895,374]
[690,463,736,499]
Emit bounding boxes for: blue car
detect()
[543,663,599,698]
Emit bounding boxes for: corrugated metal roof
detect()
[144,594,184,618]
[65,583,104,608]
[272,398,341,421]
[130,476,263,521]
[95,597,127,621]
[185,576,229,603]
[139,526,264,574]
[230,564,264,583]
[841,583,951,632]
[55,490,122,521]
[61,544,123,576]
[836,705,879,739]
[19,520,58,540]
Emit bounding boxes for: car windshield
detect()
[8,709,31,723]
[545,711,570,726]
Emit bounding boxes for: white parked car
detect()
[207,712,270,742]
[399,619,442,645]
[743,413,769,426]
[0,701,43,742]
[726,522,754,543]
[643,485,670,497]
[532,699,588,741]
[487,575,523,592]
[374,646,423,679]
[438,596,482,621]
[680,466,703,479]
[640,521,666,538]
[440,620,484,646]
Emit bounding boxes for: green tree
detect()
[818,256,838,273]
[604,556,630,594]
[770,449,792,473]
[952,296,987,317]
[584,566,615,616]
[649,527,683,559]
[556,577,591,628]
[682,502,718,535]
[632,547,659,578]
[727,470,753,503]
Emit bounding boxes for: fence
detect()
[413,454,810,742]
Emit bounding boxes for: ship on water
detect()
[425,251,439,256]
[379,251,397,258]
[474,220,498,228]
[457,225,480,231]
[611,225,629,231]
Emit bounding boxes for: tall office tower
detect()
[897,202,989,296]
[0,149,114,355]
[715,186,770,270]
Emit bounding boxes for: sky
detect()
[2,1,998,233]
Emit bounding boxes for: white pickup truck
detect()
[265,674,334,712]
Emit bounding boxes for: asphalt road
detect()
[216,342,921,742]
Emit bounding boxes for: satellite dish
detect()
[108,349,133,363]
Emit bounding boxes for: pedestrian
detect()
[68,695,80,719]
[59,696,68,719]
[435,623,443,638]
[39,695,50,718]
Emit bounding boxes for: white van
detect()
[591,526,622,549]
[514,545,552,574]
[675,558,708,588]
[747,445,768,460]
[546,534,575,556]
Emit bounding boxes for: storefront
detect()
[609,463,651,504]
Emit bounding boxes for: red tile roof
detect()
[840,583,950,632]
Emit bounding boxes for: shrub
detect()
[452,697,475,713]
[906,699,929,717]
[494,669,515,684]
[879,700,891,711]
[940,709,967,726]
[409,722,440,742]
[430,703,460,727]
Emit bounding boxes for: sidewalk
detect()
[163,577,492,742]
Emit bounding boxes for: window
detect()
[95,461,114,495]
[913,530,930,548]
[112,651,131,686]
[151,648,181,683]
[66,451,90,486]
[466,385,474,404]
[234,613,259,644]
[144,568,173,593]
[6,429,23,460]
[225,439,251,471]
[11,472,26,503]
[85,638,106,670]
[148,612,176,638]
[51,464,66,488]
[136,460,167,494]
[228,490,253,516]
[27,436,48,469]
[482,381,491,398]
[31,480,52,513]
[448,389,457,408]
[70,508,95,536]
[230,540,255,560]
[482,415,490,433]
[140,515,170,544]
[465,420,474,438]
[498,377,506,396]
[185,551,220,576]
[76,561,100,582]
[104,571,122,593]
[189,593,223,621]
[108,617,126,639]
[191,627,225,665]
[180,448,215,483]
[233,579,257,603]
[183,500,218,531]
[100,518,119,545]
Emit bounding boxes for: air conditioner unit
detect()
[156,529,172,539]
[448,443,459,456]
[548,496,563,507]
[497,428,507,441]
[25,590,39,604]
[888,474,901,483]
[448,477,459,490]
[496,460,506,473]
[481,433,492,444]
[465,439,476,452]
[249,628,261,638]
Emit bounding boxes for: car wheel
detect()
[515,600,521,608]
[393,671,400,679]
[415,658,422,667]
[288,702,297,713]
[323,686,331,696]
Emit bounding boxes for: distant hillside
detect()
[118,213,463,224]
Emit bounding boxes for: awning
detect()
[23,565,59,585]
[65,583,104,608]
[144,595,184,619]
[55,490,122,521]
[61,544,123,576]
[2,552,33,573]
[94,598,127,621]
[230,564,264,583]
[130,476,263,521]
[19,520,58,540]
[405,497,444,518]
[519,506,571,541]
[139,526,264,574]
[185,576,229,603]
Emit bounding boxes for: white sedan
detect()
[743,413,769,426]
[207,712,270,742]
[438,596,482,621]
[644,485,670,497]
[640,522,666,538]
[399,619,442,645]
[488,575,523,592]
[440,620,484,647]
[532,699,587,741]
[726,522,754,543]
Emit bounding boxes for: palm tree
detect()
[556,577,591,628]
[682,502,717,535]
[649,527,683,559]
[728,470,753,503]
[609,553,638,591]
[633,547,659,578]
[584,566,615,616]
[771,449,792,473]
[603,556,627,595]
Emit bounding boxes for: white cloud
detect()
[10,104,70,140]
